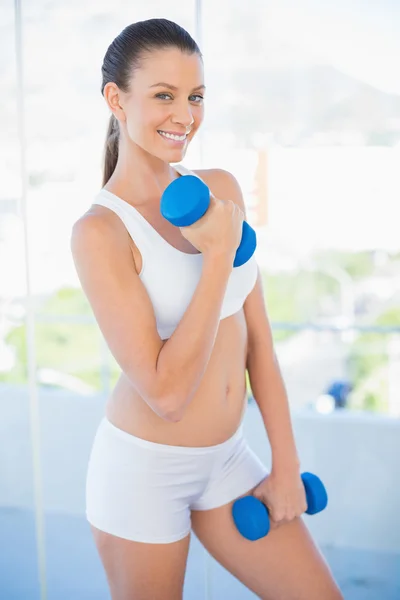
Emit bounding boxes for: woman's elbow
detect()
[147,390,186,423]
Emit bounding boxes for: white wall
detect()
[1,390,399,554]
[244,402,400,553]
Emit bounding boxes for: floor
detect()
[1,508,399,599]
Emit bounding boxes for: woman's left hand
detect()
[252,469,308,528]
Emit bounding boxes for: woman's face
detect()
[110,48,205,163]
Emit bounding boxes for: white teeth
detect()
[158,131,186,141]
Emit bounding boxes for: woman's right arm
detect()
[71,213,234,422]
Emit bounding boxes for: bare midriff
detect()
[106,308,249,447]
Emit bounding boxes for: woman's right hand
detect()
[180,193,244,261]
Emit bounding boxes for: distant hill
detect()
[201,19,400,146]
[205,60,400,146]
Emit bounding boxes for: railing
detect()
[13,313,397,418]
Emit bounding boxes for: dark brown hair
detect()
[100,18,201,186]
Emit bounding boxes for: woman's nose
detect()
[172,103,194,128]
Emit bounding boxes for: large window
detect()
[1,2,399,598]
[200,0,400,416]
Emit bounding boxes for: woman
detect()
[71,18,343,600]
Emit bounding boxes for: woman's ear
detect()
[103,82,126,123]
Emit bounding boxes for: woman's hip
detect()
[85,416,267,543]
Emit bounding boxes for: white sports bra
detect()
[92,164,257,339]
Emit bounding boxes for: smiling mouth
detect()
[157,130,189,142]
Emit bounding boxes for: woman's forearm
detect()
[155,254,234,420]
[247,344,300,473]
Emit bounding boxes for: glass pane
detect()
[21,2,196,598]
[201,3,400,596]
[0,1,42,598]
[201,0,400,420]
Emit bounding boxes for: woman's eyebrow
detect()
[149,82,206,91]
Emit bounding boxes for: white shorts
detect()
[86,416,269,544]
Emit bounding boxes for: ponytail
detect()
[102,114,119,187]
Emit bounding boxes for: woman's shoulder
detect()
[71,203,130,260]
[190,167,246,212]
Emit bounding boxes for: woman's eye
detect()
[156,93,173,100]
[190,94,204,104]
[155,93,204,103]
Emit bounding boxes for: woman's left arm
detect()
[244,267,300,475]
[205,168,306,522]
[206,169,299,473]
[204,167,300,471]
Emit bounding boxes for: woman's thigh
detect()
[191,491,344,600]
[91,525,191,600]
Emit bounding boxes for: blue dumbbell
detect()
[232,472,328,541]
[160,175,257,267]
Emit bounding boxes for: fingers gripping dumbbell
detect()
[161,175,257,267]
